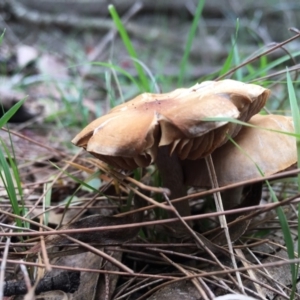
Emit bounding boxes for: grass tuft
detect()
[218,19,240,79]
[178,0,206,86]
[0,99,29,229]
[108,4,150,92]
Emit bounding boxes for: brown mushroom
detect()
[72,80,270,219]
[182,114,297,208]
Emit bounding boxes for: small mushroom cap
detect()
[72,80,270,169]
[183,114,297,187]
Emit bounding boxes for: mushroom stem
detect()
[155,146,190,218]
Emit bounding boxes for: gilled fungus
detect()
[72,79,270,218]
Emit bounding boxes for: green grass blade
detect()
[233,37,242,81]
[0,97,29,228]
[49,161,102,194]
[286,70,300,184]
[92,61,141,90]
[9,156,24,206]
[243,51,300,82]
[202,116,300,138]
[286,69,300,299]
[2,141,29,228]
[0,140,22,228]
[0,30,5,45]
[0,98,25,227]
[108,4,150,92]
[178,0,205,86]
[218,19,240,78]
[258,52,268,78]
[0,99,26,127]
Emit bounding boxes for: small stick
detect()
[205,154,244,293]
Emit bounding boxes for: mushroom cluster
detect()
[73,80,269,170]
[72,79,297,221]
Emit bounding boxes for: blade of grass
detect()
[59,173,101,227]
[243,51,300,82]
[49,163,108,226]
[286,70,300,184]
[104,69,117,108]
[178,0,205,86]
[286,69,300,299]
[9,158,25,214]
[203,116,300,138]
[108,4,150,92]
[216,31,300,81]
[1,141,29,228]
[92,61,140,89]
[50,161,102,193]
[233,36,242,81]
[0,99,26,127]
[0,98,28,229]
[0,140,22,228]
[259,51,268,79]
[218,19,240,78]
[0,30,5,45]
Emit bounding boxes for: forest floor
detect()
[1,1,300,299]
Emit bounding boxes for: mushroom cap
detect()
[72,80,270,169]
[183,114,297,187]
